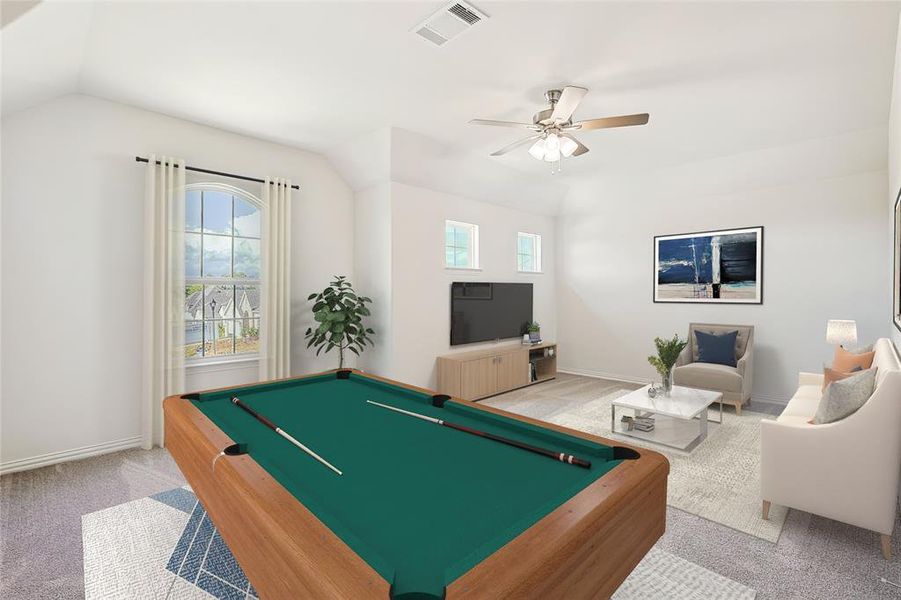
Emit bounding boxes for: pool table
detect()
[164,369,668,600]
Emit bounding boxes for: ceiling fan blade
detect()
[470,119,540,130]
[572,113,650,130]
[490,135,542,156]
[561,134,589,156]
[550,86,588,123]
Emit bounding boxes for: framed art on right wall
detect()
[894,187,901,331]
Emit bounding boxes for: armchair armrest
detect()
[737,351,749,376]
[675,345,692,367]
[798,371,824,387]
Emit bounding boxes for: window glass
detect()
[183,188,262,359]
[445,221,478,269]
[517,232,541,272]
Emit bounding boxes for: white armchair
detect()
[760,338,901,558]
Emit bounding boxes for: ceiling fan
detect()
[469,86,649,170]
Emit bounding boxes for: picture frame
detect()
[653,226,764,304]
[894,188,901,331]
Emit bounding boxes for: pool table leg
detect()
[761,500,771,520]
[881,534,892,560]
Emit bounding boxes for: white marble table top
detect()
[612,385,723,420]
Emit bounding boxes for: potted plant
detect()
[304,276,375,369]
[527,321,541,343]
[647,335,688,396]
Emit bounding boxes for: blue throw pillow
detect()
[695,330,738,367]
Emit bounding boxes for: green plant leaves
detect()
[647,334,687,376]
[303,275,376,367]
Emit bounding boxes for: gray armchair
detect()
[673,323,754,415]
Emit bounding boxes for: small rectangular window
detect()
[445,220,479,269]
[517,232,541,273]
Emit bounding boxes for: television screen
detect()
[450,282,533,346]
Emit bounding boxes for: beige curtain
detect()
[260,178,292,380]
[142,155,186,449]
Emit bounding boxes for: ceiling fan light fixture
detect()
[471,85,650,168]
[528,138,547,160]
[545,133,560,152]
[559,136,578,158]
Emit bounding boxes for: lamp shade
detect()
[826,319,857,346]
[528,138,546,160]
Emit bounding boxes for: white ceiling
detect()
[2,1,899,182]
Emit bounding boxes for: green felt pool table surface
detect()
[190,371,627,599]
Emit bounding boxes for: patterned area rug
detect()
[483,373,788,542]
[82,488,755,599]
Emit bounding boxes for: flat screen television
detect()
[450,282,533,346]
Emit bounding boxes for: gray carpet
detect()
[1,379,900,599]
[1,448,184,599]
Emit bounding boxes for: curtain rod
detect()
[135,156,300,190]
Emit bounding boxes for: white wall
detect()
[388,182,556,389]
[558,140,889,402]
[891,14,901,352]
[353,182,393,376]
[337,128,561,390]
[0,94,354,469]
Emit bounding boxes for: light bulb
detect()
[528,139,546,160]
[559,136,578,157]
[543,147,561,163]
[545,133,560,152]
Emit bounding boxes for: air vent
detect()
[412,2,488,46]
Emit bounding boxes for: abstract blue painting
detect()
[654,226,763,303]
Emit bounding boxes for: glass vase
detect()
[662,369,674,397]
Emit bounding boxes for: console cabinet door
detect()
[461,357,497,400]
[496,349,529,392]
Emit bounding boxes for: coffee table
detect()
[611,385,723,452]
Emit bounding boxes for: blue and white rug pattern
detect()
[82,488,756,599]
[83,487,256,599]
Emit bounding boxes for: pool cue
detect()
[366,400,591,469]
[231,397,343,476]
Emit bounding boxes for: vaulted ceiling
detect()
[3,1,899,182]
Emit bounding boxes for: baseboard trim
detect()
[0,436,143,475]
[558,366,652,386]
[558,366,788,406]
[750,394,789,406]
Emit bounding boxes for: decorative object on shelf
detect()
[826,319,858,350]
[304,276,374,369]
[648,335,688,397]
[527,321,541,343]
[894,187,900,331]
[522,334,531,345]
[647,385,660,398]
[654,226,763,304]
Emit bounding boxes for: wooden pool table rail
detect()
[164,369,669,600]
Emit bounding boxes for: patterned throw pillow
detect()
[813,368,877,424]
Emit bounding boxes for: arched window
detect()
[183,183,262,360]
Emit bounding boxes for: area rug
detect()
[82,488,755,599]
[483,373,788,543]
